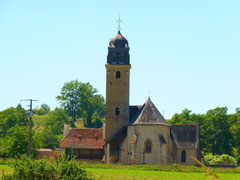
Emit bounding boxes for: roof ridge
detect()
[131,98,169,125]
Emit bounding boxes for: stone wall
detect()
[119,136,129,164]
[105,64,131,141]
[177,149,198,164]
[120,124,171,164]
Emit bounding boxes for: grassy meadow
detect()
[2,162,240,180]
[0,165,14,178]
[84,163,240,180]
[87,168,240,180]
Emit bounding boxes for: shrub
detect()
[2,155,92,180]
[204,154,237,165]
[0,158,15,165]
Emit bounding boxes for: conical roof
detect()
[131,98,169,125]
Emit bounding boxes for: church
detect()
[61,30,202,165]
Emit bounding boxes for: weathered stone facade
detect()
[105,64,131,141]
[124,124,171,164]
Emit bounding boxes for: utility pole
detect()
[21,99,38,156]
[70,117,74,160]
[70,121,73,159]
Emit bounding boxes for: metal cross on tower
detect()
[117,15,122,31]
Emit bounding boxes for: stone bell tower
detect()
[105,31,131,142]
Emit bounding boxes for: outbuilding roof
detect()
[60,128,104,149]
[171,124,199,149]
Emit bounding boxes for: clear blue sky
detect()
[0,0,239,119]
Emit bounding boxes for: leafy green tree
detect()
[56,80,84,122]
[44,108,69,135]
[91,112,104,128]
[0,106,28,137]
[32,108,69,150]
[229,108,240,163]
[2,125,43,157]
[202,107,232,155]
[41,104,50,114]
[168,108,205,125]
[56,80,105,127]
[80,93,105,127]
[33,104,50,115]
[168,109,193,124]
[39,129,60,150]
[33,108,46,115]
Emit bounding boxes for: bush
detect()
[204,154,237,165]
[2,155,92,180]
[0,158,15,165]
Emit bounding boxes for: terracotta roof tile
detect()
[60,128,104,149]
[39,149,53,152]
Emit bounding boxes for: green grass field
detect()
[86,167,240,180]
[0,165,14,178]
[1,163,240,180]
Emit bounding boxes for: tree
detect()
[33,108,46,115]
[39,129,60,150]
[229,108,240,163]
[31,108,70,150]
[44,108,69,135]
[56,80,105,127]
[56,80,84,122]
[80,93,105,127]
[2,125,43,157]
[203,107,232,155]
[168,108,204,125]
[41,104,50,114]
[91,112,104,128]
[168,109,193,124]
[0,106,28,137]
[33,104,50,115]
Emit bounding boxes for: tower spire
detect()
[116,15,122,31]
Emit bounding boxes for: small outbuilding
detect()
[38,149,55,159]
[60,128,104,159]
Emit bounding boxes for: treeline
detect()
[0,80,105,157]
[1,79,239,162]
[0,105,69,157]
[168,107,240,163]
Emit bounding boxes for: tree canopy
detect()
[56,80,105,127]
[168,107,240,158]
[0,106,28,137]
[0,80,239,162]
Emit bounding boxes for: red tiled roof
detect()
[60,128,104,149]
[39,149,53,152]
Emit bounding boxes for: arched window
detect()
[115,107,120,116]
[116,71,121,78]
[145,140,152,153]
[119,53,125,62]
[181,150,186,163]
[112,53,117,63]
